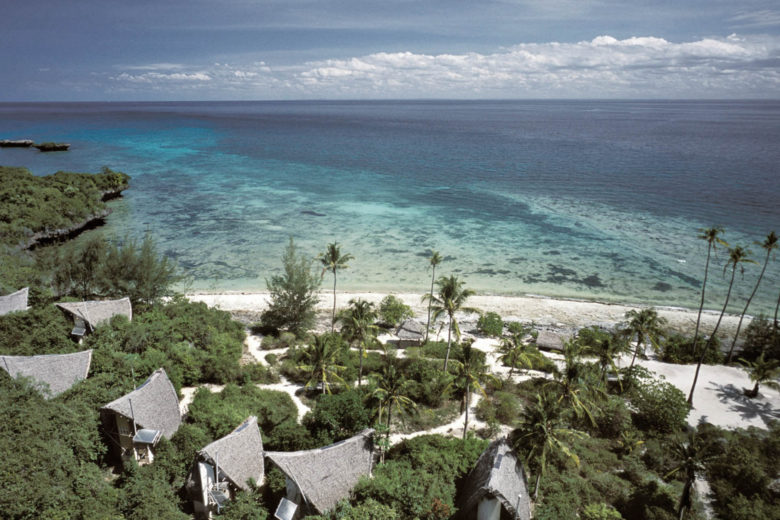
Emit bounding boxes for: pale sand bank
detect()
[187,291,749,338]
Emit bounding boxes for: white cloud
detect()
[107,34,780,99]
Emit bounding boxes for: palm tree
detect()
[688,245,755,406]
[424,250,443,342]
[691,228,729,358]
[726,231,778,363]
[372,364,416,445]
[546,341,602,426]
[738,353,780,398]
[511,392,584,502]
[297,333,347,394]
[498,333,543,377]
[423,275,478,372]
[453,341,495,439]
[666,431,715,520]
[584,333,629,387]
[319,242,354,333]
[338,298,378,386]
[622,308,668,372]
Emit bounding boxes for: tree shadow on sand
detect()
[709,382,780,427]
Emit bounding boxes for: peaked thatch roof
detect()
[535,330,567,351]
[0,287,29,316]
[454,438,531,520]
[56,297,132,330]
[199,416,264,491]
[395,318,425,341]
[102,368,181,439]
[0,350,92,398]
[265,429,374,514]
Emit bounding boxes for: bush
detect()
[507,321,537,338]
[477,311,503,337]
[261,237,321,337]
[659,334,721,364]
[629,376,689,434]
[476,391,519,425]
[583,503,624,520]
[303,389,371,443]
[378,295,413,327]
[741,316,780,362]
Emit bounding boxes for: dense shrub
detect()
[378,295,413,327]
[303,389,372,443]
[477,311,503,337]
[658,333,721,364]
[476,391,520,425]
[629,375,689,434]
[741,316,780,362]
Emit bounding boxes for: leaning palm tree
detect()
[726,231,778,363]
[372,364,416,445]
[319,242,354,333]
[453,341,496,439]
[738,353,780,398]
[583,333,629,387]
[499,333,543,377]
[297,333,347,394]
[691,228,729,358]
[338,298,378,386]
[424,250,443,342]
[423,275,478,372]
[511,391,584,502]
[666,431,715,520]
[622,308,668,371]
[688,245,755,406]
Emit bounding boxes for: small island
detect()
[33,142,70,152]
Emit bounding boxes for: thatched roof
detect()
[395,318,425,341]
[535,330,567,351]
[265,429,374,514]
[199,416,264,491]
[102,368,181,439]
[56,297,132,330]
[0,287,29,316]
[454,438,531,520]
[0,350,92,398]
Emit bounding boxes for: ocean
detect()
[1,100,778,314]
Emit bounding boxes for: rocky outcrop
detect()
[34,142,70,152]
[0,139,34,147]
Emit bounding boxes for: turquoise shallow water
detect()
[1,100,779,314]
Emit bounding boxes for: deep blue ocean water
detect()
[1,100,778,313]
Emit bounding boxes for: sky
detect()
[2,0,779,101]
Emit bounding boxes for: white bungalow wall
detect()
[478,497,501,520]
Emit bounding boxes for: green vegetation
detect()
[319,242,353,332]
[0,166,129,248]
[477,310,503,337]
[261,237,321,336]
[378,294,413,327]
[423,274,478,372]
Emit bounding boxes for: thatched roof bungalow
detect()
[0,287,29,316]
[266,429,374,519]
[534,330,568,352]
[395,318,426,348]
[56,297,132,339]
[453,438,531,520]
[0,350,92,398]
[101,368,181,464]
[191,416,265,517]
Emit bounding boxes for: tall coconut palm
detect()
[666,431,715,520]
[372,364,416,445]
[688,245,755,406]
[726,231,778,363]
[423,275,478,372]
[511,392,584,502]
[339,298,378,386]
[691,228,729,358]
[424,250,443,342]
[453,341,495,439]
[319,242,354,332]
[499,333,543,377]
[584,333,629,387]
[622,308,668,371]
[297,333,347,394]
[546,341,602,426]
[738,353,780,398]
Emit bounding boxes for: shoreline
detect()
[186,290,750,338]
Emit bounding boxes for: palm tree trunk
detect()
[358,343,364,386]
[689,266,737,406]
[628,337,642,371]
[691,244,713,358]
[774,289,780,330]
[426,267,435,342]
[386,406,393,446]
[331,271,337,333]
[443,315,453,372]
[462,387,470,440]
[677,478,692,520]
[727,251,770,364]
[533,473,541,502]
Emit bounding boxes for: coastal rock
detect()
[0,139,34,147]
[34,142,70,152]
